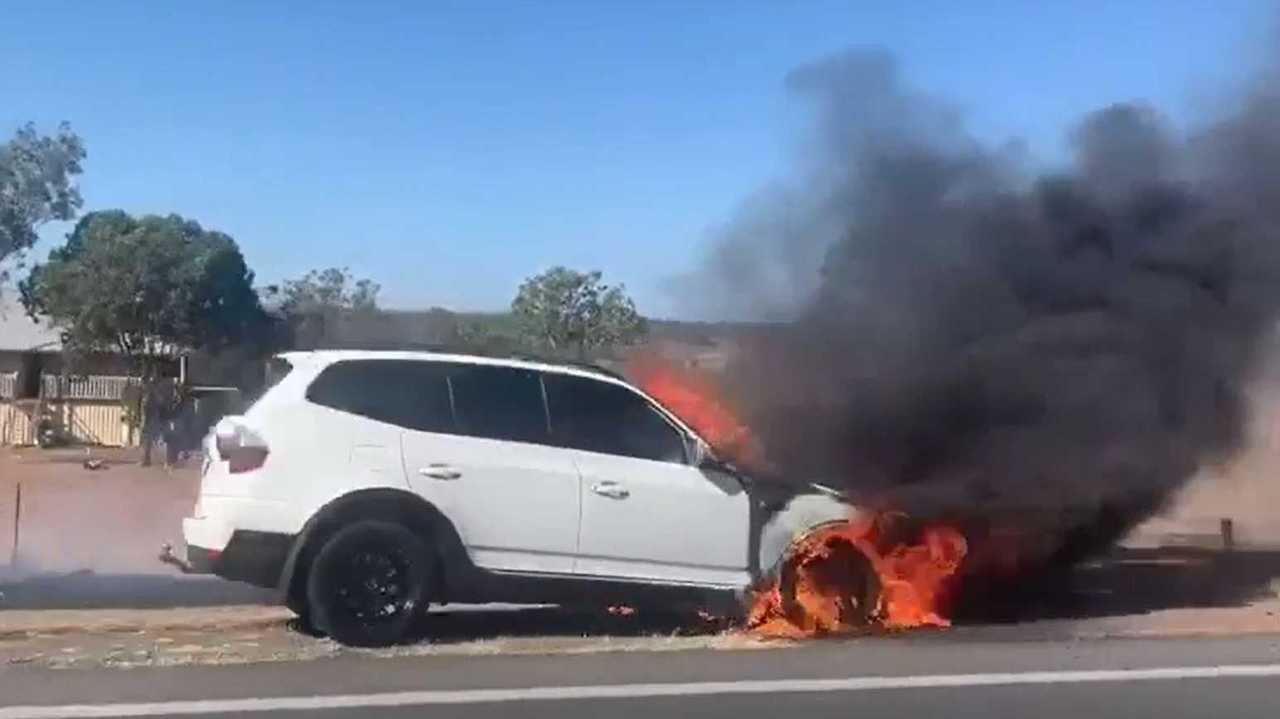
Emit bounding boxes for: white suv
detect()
[179,350,860,646]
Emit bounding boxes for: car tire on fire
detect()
[777,535,881,631]
[305,520,432,648]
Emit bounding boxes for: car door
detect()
[400,362,581,574]
[542,372,752,588]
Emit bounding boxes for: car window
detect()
[447,364,549,444]
[543,373,687,463]
[306,359,454,433]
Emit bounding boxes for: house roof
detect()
[0,295,62,353]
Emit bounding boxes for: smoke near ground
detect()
[687,48,1280,559]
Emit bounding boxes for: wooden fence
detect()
[0,373,138,447]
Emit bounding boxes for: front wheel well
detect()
[758,518,854,586]
[281,489,469,613]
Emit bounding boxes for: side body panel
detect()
[573,452,751,587]
[402,429,581,574]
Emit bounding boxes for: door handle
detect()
[419,464,462,480]
[591,482,630,499]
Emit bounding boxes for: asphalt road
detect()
[3,635,1280,718]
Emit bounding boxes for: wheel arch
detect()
[279,488,472,610]
[756,493,862,584]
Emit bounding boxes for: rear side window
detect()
[543,373,688,464]
[306,360,453,433]
[448,364,548,444]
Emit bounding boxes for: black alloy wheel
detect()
[306,520,432,647]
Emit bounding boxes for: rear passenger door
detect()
[400,363,581,574]
[543,373,752,588]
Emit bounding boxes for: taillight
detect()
[214,419,270,474]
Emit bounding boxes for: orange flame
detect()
[627,354,765,470]
[748,514,969,637]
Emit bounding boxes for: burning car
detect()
[170,349,913,647]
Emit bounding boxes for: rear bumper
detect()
[181,531,295,590]
[183,544,220,574]
[183,515,235,553]
[181,494,303,590]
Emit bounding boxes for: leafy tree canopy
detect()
[511,266,647,357]
[267,266,380,315]
[0,123,86,281]
[21,210,269,367]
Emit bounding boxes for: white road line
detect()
[4,664,1280,718]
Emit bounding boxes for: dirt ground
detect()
[1128,453,1280,549]
[0,446,201,579]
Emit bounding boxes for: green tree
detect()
[20,210,269,465]
[511,266,647,357]
[271,266,380,314]
[0,123,86,283]
[263,267,381,348]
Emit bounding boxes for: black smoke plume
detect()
[693,49,1280,560]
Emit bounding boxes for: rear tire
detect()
[305,520,432,647]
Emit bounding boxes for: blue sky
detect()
[3,1,1272,317]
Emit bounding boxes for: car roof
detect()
[276,349,627,384]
